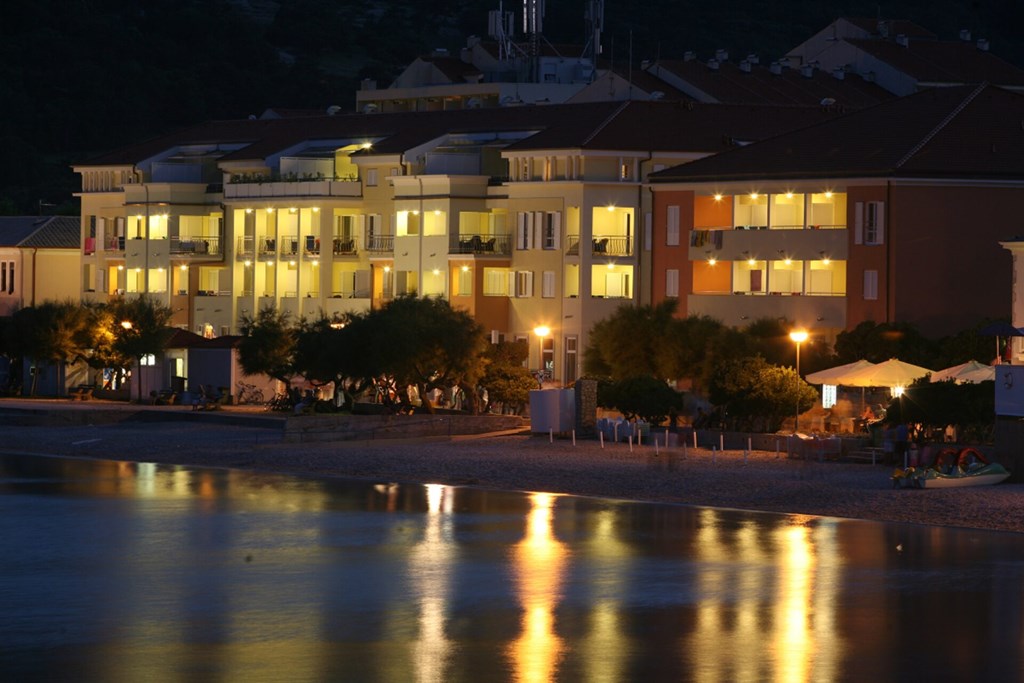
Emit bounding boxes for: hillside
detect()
[1,0,1022,214]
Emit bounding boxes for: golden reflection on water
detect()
[691,509,842,683]
[581,509,629,683]
[508,492,567,683]
[410,483,455,683]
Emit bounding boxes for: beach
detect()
[2,403,1023,533]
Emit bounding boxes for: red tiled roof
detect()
[653,59,894,108]
[649,84,1024,182]
[846,38,1024,86]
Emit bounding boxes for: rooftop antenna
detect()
[583,0,604,83]
[522,0,545,81]
[488,2,516,62]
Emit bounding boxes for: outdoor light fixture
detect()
[288,260,296,266]
[707,256,717,265]
[121,321,133,330]
[461,265,469,272]
[243,260,251,267]
[432,268,440,276]
[117,265,124,271]
[434,209,440,215]
[713,193,723,201]
[312,260,319,267]
[245,208,253,214]
[533,325,550,337]
[750,192,759,199]
[785,191,794,199]
[312,207,320,213]
[606,205,615,212]
[266,208,274,213]
[789,330,809,433]
[383,266,391,273]
[289,207,297,213]
[824,191,833,198]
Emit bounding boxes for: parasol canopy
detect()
[838,358,934,388]
[929,360,995,384]
[805,359,877,385]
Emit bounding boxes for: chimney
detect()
[715,49,729,62]
[746,53,760,65]
[959,29,972,42]
[769,61,783,75]
[640,59,651,69]
[739,60,751,73]
[800,64,814,78]
[707,58,720,70]
[895,34,909,47]
[683,50,696,62]
[361,78,377,91]
[977,38,990,51]
[877,21,889,38]
[832,67,846,80]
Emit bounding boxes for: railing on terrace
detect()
[449,233,511,255]
[332,238,358,256]
[228,173,359,184]
[280,235,299,257]
[329,289,371,299]
[591,235,633,257]
[104,235,126,252]
[366,235,394,253]
[170,236,222,257]
[566,236,581,255]
[237,236,255,259]
[257,237,277,258]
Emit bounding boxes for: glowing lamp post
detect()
[533,325,550,385]
[789,330,809,433]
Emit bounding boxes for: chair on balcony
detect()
[593,238,608,254]
[482,237,495,252]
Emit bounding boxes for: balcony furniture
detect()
[593,238,608,253]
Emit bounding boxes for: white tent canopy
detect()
[930,360,995,384]
[805,360,877,385]
[839,358,934,388]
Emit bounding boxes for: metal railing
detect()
[365,235,394,253]
[170,236,222,257]
[449,233,511,255]
[591,235,633,256]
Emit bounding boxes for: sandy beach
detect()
[2,402,1023,533]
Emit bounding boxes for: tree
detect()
[834,321,935,366]
[604,375,684,425]
[479,340,535,414]
[106,296,174,402]
[4,301,91,396]
[359,295,488,413]
[583,301,682,381]
[708,356,818,432]
[885,379,994,442]
[238,307,296,386]
[291,312,371,408]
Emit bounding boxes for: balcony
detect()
[303,236,320,258]
[257,237,276,259]
[449,233,512,256]
[279,235,300,258]
[332,238,358,257]
[237,236,255,260]
[366,235,394,254]
[591,235,633,257]
[689,227,847,262]
[224,176,362,199]
[170,236,222,258]
[104,235,126,253]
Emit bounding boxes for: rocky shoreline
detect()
[2,410,1023,533]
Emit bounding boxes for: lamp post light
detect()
[789,330,809,433]
[533,325,550,386]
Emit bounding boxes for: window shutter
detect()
[526,271,534,297]
[667,205,680,246]
[644,212,652,251]
[875,202,885,244]
[864,270,878,300]
[517,212,527,250]
[666,269,679,298]
[552,212,561,249]
[542,271,555,298]
[854,202,864,245]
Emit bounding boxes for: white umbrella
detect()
[839,358,933,388]
[930,360,994,384]
[805,359,877,385]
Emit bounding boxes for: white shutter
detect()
[354,270,370,298]
[864,270,878,300]
[854,202,864,245]
[667,205,680,246]
[532,212,543,249]
[542,271,555,298]
[875,202,885,244]
[644,212,652,251]
[666,269,679,298]
[552,212,561,249]
[517,212,527,250]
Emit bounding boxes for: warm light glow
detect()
[266,207,274,213]
[747,257,756,266]
[708,256,717,265]
[892,385,905,397]
[383,265,391,273]
[434,209,441,216]
[312,260,319,267]
[750,192,759,199]
[312,207,320,213]
[288,260,296,266]
[533,325,550,338]
[289,207,297,214]
[461,265,469,272]
[785,191,794,199]
[784,258,792,265]
[606,262,615,270]
[606,205,615,212]
[245,208,253,214]
[243,260,251,267]
[822,257,831,265]
[432,268,440,276]
[135,267,141,273]
[179,264,188,271]
[824,191,833,199]
[361,142,372,149]
[121,321,133,330]
[117,265,124,271]
[789,330,809,344]
[157,267,164,272]
[713,193,723,202]
[412,210,420,216]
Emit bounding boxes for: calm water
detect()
[2,454,1023,682]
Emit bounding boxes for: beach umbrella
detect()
[930,360,994,384]
[838,358,933,388]
[805,359,877,385]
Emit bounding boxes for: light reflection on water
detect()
[2,454,1024,682]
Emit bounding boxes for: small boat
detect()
[892,447,1010,489]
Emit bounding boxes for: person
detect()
[861,405,875,421]
[894,422,909,466]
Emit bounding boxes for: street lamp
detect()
[789,330,809,433]
[533,325,550,385]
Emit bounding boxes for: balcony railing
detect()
[257,237,276,258]
[332,238,358,256]
[237,236,254,259]
[449,233,512,256]
[104,235,126,252]
[280,235,299,258]
[170,236,222,257]
[303,236,320,257]
[591,235,633,257]
[366,235,394,254]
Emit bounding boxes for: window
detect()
[541,336,554,375]
[483,268,509,296]
[6,261,13,294]
[514,271,534,298]
[855,201,885,245]
[619,160,632,181]
[542,271,555,298]
[564,336,578,385]
[864,269,878,300]
[140,354,156,366]
[457,267,472,296]
[366,169,378,186]
[516,212,534,250]
[665,269,679,298]
[541,212,560,250]
[667,205,680,245]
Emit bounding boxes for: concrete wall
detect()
[284,413,525,443]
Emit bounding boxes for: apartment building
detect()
[73,101,844,385]
[0,216,80,316]
[648,84,1024,342]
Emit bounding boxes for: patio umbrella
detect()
[930,360,995,384]
[805,359,877,385]
[979,322,1024,362]
[838,358,934,389]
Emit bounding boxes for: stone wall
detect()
[283,413,526,444]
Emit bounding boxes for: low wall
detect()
[283,413,526,444]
